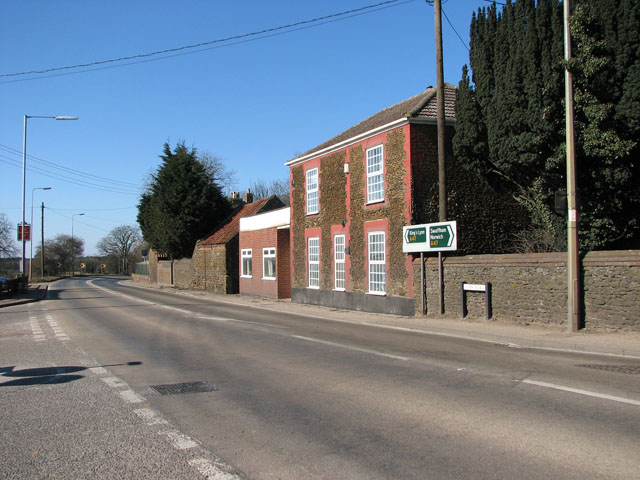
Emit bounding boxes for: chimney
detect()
[243,188,254,204]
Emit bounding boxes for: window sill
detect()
[307,286,320,290]
[262,277,276,281]
[333,288,346,292]
[367,290,386,296]
[241,275,252,279]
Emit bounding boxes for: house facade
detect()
[286,85,526,316]
[239,207,291,299]
[191,192,284,294]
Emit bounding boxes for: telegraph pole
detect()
[564,0,580,331]
[434,0,447,314]
[41,202,46,278]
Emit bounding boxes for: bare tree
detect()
[198,151,239,197]
[97,225,142,275]
[250,178,290,206]
[0,212,18,258]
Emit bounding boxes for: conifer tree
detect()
[137,142,232,259]
[453,0,639,251]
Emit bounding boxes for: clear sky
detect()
[1,0,495,255]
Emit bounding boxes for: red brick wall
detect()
[239,227,291,299]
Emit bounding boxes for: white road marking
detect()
[101,376,128,389]
[292,335,410,361]
[160,430,198,450]
[521,379,640,406]
[189,458,242,480]
[120,389,145,404]
[89,367,109,376]
[134,407,170,426]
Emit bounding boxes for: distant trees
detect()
[34,234,83,275]
[250,178,290,206]
[0,212,17,258]
[137,142,232,259]
[97,225,142,274]
[453,0,639,251]
[198,151,239,197]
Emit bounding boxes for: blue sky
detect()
[1,0,495,255]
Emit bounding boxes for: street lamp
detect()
[72,213,84,276]
[21,115,78,289]
[29,186,52,280]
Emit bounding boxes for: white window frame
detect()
[241,249,252,278]
[334,234,346,291]
[308,237,320,288]
[306,168,319,215]
[368,231,386,294]
[366,145,384,204]
[262,247,276,280]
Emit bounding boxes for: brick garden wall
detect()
[172,258,193,289]
[412,250,640,330]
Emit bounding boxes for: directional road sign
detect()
[403,221,457,253]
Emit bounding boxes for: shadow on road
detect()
[0,361,143,387]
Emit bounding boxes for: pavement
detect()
[2,278,639,359]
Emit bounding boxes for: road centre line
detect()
[292,335,411,361]
[521,379,640,406]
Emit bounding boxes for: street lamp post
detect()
[21,115,78,290]
[29,186,52,280]
[71,213,84,276]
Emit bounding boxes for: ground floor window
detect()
[263,247,276,279]
[368,232,386,294]
[308,237,320,288]
[334,234,345,290]
[241,249,252,277]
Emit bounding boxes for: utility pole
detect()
[434,0,447,315]
[564,0,580,331]
[41,202,45,277]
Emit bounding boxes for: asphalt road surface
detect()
[4,276,640,479]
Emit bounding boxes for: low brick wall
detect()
[413,250,639,330]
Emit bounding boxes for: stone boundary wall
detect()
[173,258,193,289]
[413,250,639,330]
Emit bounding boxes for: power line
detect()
[0,143,142,189]
[0,0,413,80]
[442,7,469,52]
[0,156,141,196]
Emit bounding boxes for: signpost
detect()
[403,221,456,253]
[403,221,457,315]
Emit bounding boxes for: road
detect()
[3,276,640,479]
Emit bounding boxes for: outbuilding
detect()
[239,207,291,299]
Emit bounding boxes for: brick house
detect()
[239,207,291,299]
[191,192,284,294]
[285,85,527,316]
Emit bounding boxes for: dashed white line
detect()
[119,389,145,404]
[521,379,640,406]
[134,408,170,426]
[89,367,109,376]
[160,430,198,450]
[101,376,129,389]
[189,458,242,480]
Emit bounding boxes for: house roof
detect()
[287,84,457,166]
[200,196,278,246]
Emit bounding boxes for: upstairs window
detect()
[366,145,384,204]
[308,237,320,288]
[263,247,276,279]
[306,168,319,215]
[241,249,252,277]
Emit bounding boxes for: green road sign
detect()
[403,221,457,252]
[405,227,426,244]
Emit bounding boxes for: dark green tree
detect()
[137,142,231,259]
[453,0,639,251]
